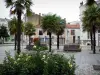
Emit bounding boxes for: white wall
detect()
[65,28,81,43]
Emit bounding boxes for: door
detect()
[73,36,75,43]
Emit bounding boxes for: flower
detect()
[68,61,72,68]
[43,55,46,58]
[17,58,20,61]
[69,64,72,68]
[33,45,36,48]
[42,55,46,60]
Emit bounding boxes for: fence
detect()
[39,37,65,45]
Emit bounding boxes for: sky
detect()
[0,0,86,22]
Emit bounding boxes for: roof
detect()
[66,24,80,29]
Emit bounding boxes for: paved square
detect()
[0,45,100,75]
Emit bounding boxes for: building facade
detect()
[24,12,66,45]
[79,0,100,46]
[65,21,81,44]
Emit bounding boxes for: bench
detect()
[63,44,81,52]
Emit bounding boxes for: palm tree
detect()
[41,14,60,52]
[85,0,97,53]
[54,18,66,50]
[82,5,100,54]
[5,0,33,54]
[8,17,24,50]
[8,17,17,50]
[24,22,35,49]
[56,26,64,50]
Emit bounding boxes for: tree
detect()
[8,17,17,50]
[54,18,66,50]
[41,14,60,52]
[0,26,9,44]
[5,0,33,54]
[82,5,100,54]
[24,22,35,48]
[8,17,24,50]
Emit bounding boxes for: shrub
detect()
[33,45,48,52]
[0,52,76,75]
[33,37,40,46]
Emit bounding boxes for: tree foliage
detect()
[8,17,24,35]
[54,18,66,35]
[82,5,100,32]
[0,25,9,39]
[41,14,61,33]
[24,22,35,36]
[5,0,33,16]
[5,0,33,54]
[8,17,17,35]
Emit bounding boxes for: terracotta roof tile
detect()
[66,24,80,29]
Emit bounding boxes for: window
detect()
[98,29,100,33]
[39,30,43,35]
[71,30,75,35]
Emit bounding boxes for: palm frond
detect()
[26,8,32,16]
[5,0,13,7]
[86,0,96,6]
[82,5,100,32]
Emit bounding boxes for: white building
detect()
[65,21,81,44]
[79,0,100,46]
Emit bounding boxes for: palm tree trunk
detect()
[17,10,21,54]
[14,34,17,50]
[93,25,96,54]
[57,34,59,50]
[2,37,4,44]
[90,31,93,50]
[49,32,51,52]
